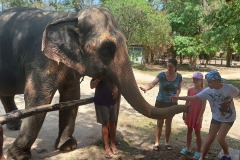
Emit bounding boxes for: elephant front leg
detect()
[7,75,56,160]
[7,113,47,160]
[0,96,22,130]
[55,82,80,151]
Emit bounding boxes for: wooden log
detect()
[0,97,94,125]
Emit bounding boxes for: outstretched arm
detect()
[139,77,160,93]
[171,95,199,101]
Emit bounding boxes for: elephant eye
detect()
[99,40,116,65]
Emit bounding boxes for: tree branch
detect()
[0,97,94,125]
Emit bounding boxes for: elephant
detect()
[0,7,188,159]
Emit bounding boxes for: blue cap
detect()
[205,70,222,81]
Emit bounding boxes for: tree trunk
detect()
[150,50,155,64]
[226,52,232,67]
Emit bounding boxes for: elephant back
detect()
[0,7,77,94]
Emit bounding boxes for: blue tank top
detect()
[156,72,182,103]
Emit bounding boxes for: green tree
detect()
[102,0,172,64]
[202,0,240,67]
[166,0,203,67]
[0,0,46,10]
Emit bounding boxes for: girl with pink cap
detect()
[180,72,206,159]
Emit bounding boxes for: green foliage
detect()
[0,0,96,11]
[174,36,199,56]
[140,11,172,47]
[166,0,202,36]
[202,0,240,53]
[102,0,172,47]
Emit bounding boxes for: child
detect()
[0,124,5,160]
[180,72,206,159]
[171,70,239,160]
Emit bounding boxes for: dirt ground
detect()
[0,65,240,160]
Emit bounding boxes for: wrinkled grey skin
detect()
[0,7,187,159]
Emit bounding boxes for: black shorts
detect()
[95,103,118,125]
[211,119,234,126]
[155,100,177,119]
[155,100,177,108]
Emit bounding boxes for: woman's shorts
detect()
[155,100,178,119]
[95,103,118,125]
[155,100,177,108]
[211,119,234,126]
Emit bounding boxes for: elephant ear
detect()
[42,17,85,74]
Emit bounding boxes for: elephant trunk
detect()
[108,46,187,119]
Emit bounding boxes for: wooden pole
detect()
[0,97,94,125]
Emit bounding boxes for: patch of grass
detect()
[228,79,240,89]
[117,113,239,160]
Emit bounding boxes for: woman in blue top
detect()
[140,59,182,151]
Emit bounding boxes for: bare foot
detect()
[111,145,119,155]
[0,156,6,160]
[105,148,112,158]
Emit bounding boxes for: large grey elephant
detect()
[0,7,187,159]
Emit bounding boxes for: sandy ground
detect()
[0,67,240,159]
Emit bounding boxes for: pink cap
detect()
[193,72,203,79]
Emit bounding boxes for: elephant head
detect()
[42,7,187,119]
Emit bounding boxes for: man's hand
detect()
[112,86,119,99]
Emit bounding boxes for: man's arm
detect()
[90,79,100,89]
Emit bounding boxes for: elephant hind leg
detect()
[0,95,22,130]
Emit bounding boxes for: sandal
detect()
[153,145,160,151]
[180,148,190,155]
[193,152,201,159]
[220,156,231,160]
[165,144,172,150]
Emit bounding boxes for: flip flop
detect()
[153,145,160,151]
[165,144,172,150]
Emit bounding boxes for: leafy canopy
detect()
[102,0,172,47]
[203,0,240,53]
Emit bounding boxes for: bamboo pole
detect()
[0,97,94,125]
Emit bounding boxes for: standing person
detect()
[0,124,6,160]
[180,72,206,159]
[140,58,182,151]
[90,78,119,158]
[171,70,240,160]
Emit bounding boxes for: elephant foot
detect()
[6,119,22,130]
[7,145,31,160]
[55,136,77,151]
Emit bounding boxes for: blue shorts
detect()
[211,119,234,126]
